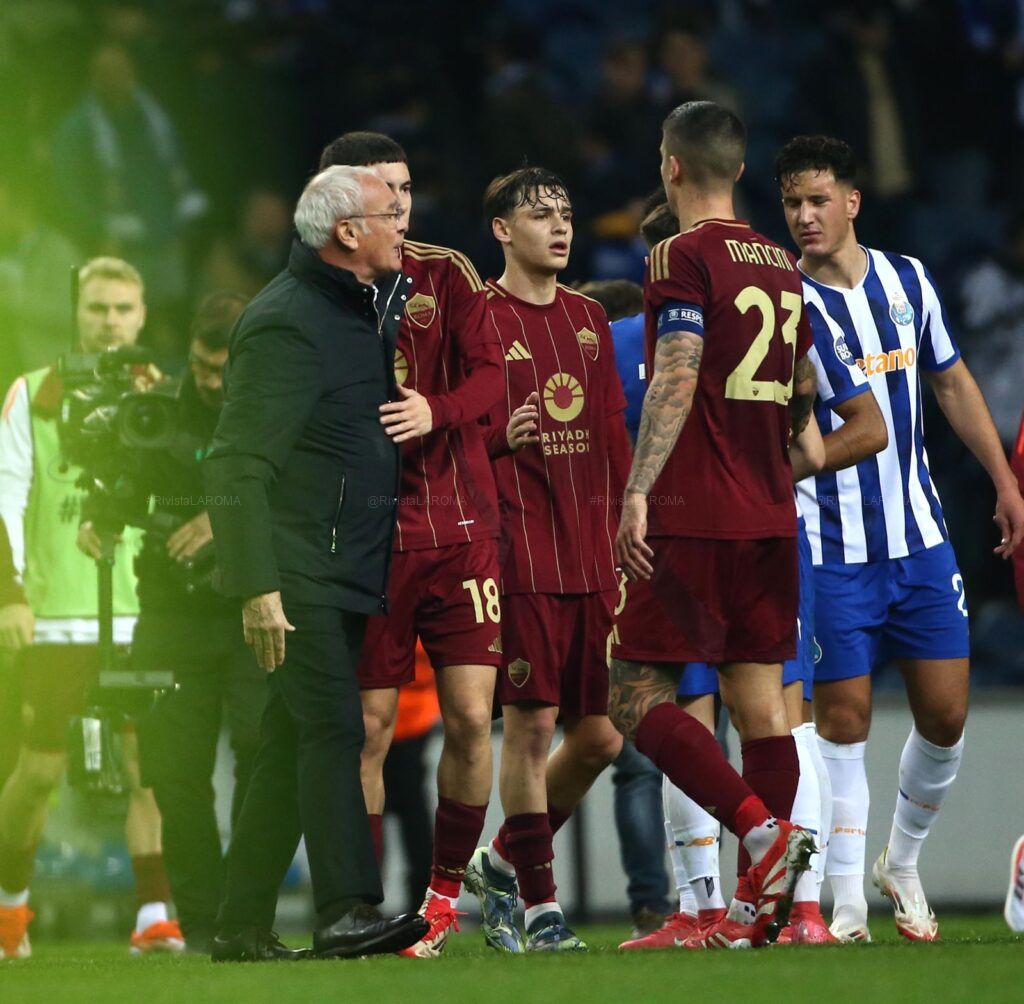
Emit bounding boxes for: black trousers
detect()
[135,612,266,943]
[218,604,381,932]
[382,731,434,914]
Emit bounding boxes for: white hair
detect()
[293,165,379,249]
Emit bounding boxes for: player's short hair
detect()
[775,135,858,189]
[78,256,144,295]
[662,101,745,189]
[190,291,247,351]
[640,202,679,249]
[294,165,378,248]
[574,279,643,322]
[483,166,570,223]
[318,131,407,171]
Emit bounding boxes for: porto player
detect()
[777,135,1024,942]
[319,133,503,957]
[461,168,630,953]
[608,101,817,949]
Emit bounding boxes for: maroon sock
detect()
[503,812,556,908]
[635,703,771,837]
[429,796,487,899]
[0,837,37,894]
[548,805,572,836]
[368,813,383,865]
[736,735,800,876]
[131,853,171,906]
[493,823,510,862]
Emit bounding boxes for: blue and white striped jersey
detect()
[796,247,959,565]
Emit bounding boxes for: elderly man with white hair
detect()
[204,165,427,961]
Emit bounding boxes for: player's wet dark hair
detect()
[640,202,679,249]
[662,101,745,188]
[190,291,247,351]
[318,131,407,170]
[483,166,570,222]
[775,135,858,189]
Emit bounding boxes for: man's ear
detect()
[334,219,359,252]
[735,161,746,183]
[668,153,683,186]
[848,188,862,221]
[492,216,512,246]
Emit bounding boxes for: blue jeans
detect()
[612,740,672,916]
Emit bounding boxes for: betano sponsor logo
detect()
[856,346,916,377]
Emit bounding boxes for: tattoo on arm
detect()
[607,658,680,742]
[626,330,703,495]
[789,355,816,438]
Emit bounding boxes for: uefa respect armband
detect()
[656,300,704,338]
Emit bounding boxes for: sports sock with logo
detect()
[818,737,869,917]
[664,822,698,916]
[789,724,823,904]
[428,796,488,899]
[886,727,963,870]
[502,812,557,908]
[635,703,771,838]
[662,775,725,913]
[801,723,833,883]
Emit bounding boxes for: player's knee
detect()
[816,702,870,744]
[507,713,557,761]
[361,712,394,762]
[915,708,965,749]
[573,724,622,771]
[443,702,492,753]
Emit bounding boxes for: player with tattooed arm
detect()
[608,101,816,949]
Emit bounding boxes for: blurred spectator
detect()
[51,43,206,352]
[198,188,291,300]
[574,279,642,322]
[652,15,741,116]
[959,212,1024,448]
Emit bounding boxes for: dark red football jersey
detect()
[392,240,503,551]
[643,218,813,539]
[483,280,631,595]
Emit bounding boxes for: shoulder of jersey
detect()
[555,283,607,313]
[648,233,684,283]
[403,240,485,292]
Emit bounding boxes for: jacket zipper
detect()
[330,475,346,553]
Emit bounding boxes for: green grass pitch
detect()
[3,915,1020,1004]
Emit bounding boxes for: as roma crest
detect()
[507,658,531,688]
[577,326,599,361]
[406,292,437,328]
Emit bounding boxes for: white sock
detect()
[802,723,833,883]
[525,902,562,928]
[887,727,964,870]
[0,885,29,908]
[426,888,460,908]
[665,821,698,916]
[663,776,723,912]
[741,817,780,864]
[819,737,869,916]
[726,897,756,925]
[135,900,168,933]
[488,839,516,878]
[790,724,822,904]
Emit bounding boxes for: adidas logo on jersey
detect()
[504,340,532,361]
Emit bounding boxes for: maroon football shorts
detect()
[498,590,616,718]
[612,536,798,665]
[358,539,502,690]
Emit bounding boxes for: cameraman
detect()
[0,257,175,959]
[130,292,266,954]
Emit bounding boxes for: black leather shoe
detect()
[313,904,429,959]
[211,928,312,962]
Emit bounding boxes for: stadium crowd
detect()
[1,0,1024,962]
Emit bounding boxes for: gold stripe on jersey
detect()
[404,241,485,292]
[649,236,674,283]
[485,280,507,298]
[556,283,602,307]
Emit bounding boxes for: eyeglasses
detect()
[348,211,404,227]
